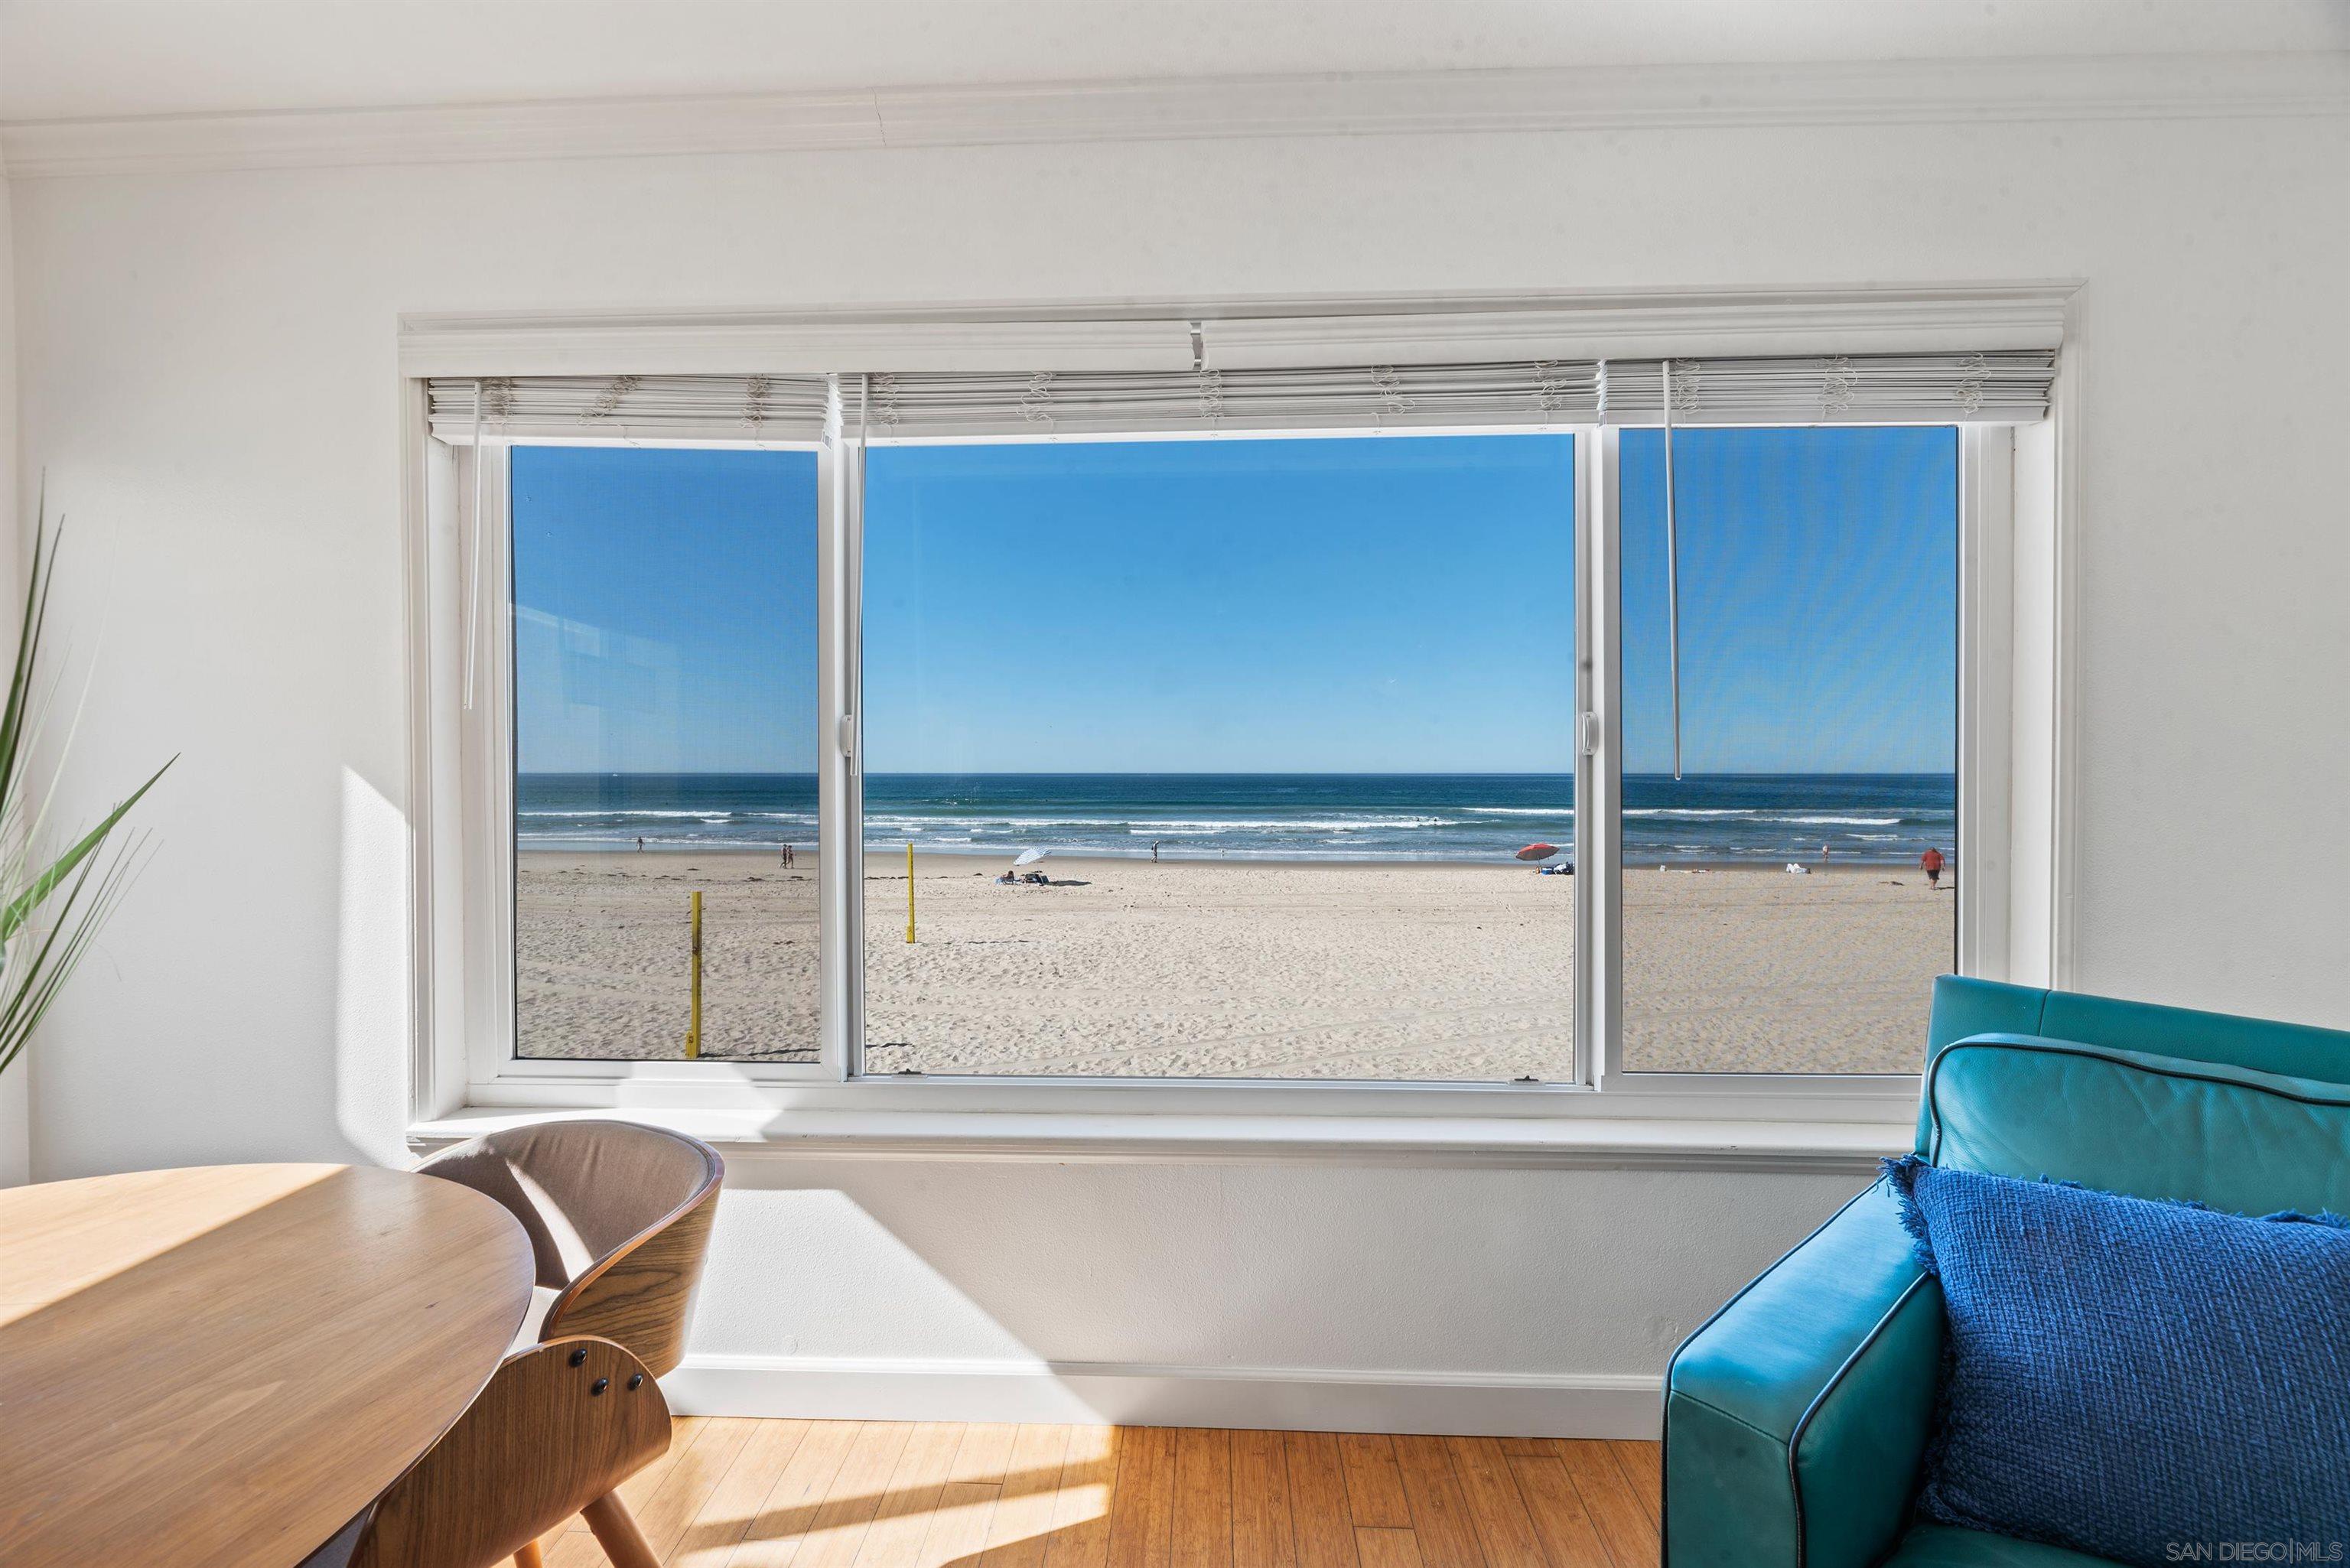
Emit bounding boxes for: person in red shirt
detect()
[1920,846,1946,889]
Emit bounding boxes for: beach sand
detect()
[516,851,1951,1076]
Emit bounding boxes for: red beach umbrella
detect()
[1515,843,1558,862]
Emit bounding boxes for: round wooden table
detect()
[0,1163,535,1568]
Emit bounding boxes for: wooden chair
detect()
[301,1335,672,1568]
[415,1120,724,1378]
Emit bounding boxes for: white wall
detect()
[11,103,2347,1424]
[11,1,2344,119]
[0,171,21,1187]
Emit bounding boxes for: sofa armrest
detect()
[1664,1180,1945,1568]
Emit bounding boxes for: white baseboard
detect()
[662,1354,1662,1439]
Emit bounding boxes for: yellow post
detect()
[905,841,916,943]
[685,890,703,1059]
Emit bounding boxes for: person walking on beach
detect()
[636,835,644,851]
[1151,841,1162,862]
[1920,846,1945,889]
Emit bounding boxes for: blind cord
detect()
[854,376,871,783]
[1662,359,1682,781]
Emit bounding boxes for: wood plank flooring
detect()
[536,1421,1660,1568]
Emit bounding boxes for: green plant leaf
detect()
[0,494,172,1078]
[1,756,173,943]
[0,848,128,1077]
[0,504,54,806]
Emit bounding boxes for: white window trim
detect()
[401,287,2077,1157]
[1585,422,2016,1096]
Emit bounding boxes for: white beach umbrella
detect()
[1013,849,1048,867]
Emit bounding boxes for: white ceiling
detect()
[3,0,2345,124]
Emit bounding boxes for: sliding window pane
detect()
[861,435,1576,1080]
[1619,426,1958,1073]
[510,445,819,1061]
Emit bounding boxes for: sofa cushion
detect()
[1925,1036,2350,1217]
[1885,1158,2350,1567]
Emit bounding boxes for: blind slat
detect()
[426,374,832,441]
[861,363,1602,437]
[1597,352,2053,424]
[428,351,2056,444]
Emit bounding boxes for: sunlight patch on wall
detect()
[335,765,408,1160]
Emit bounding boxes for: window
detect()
[508,444,822,1063]
[1616,428,1958,1075]
[860,434,1577,1081]
[418,322,2053,1119]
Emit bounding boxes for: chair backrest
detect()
[1927,976,2350,1085]
[339,1336,670,1568]
[1924,1035,2350,1215]
[1917,978,2350,1214]
[418,1120,724,1377]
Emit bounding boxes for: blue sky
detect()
[513,428,1955,776]
[1621,425,1957,773]
[863,437,1576,773]
[513,444,819,773]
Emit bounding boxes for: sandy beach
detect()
[517,850,1951,1075]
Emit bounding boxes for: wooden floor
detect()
[538,1420,1662,1568]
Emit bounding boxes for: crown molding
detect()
[6,51,2343,178]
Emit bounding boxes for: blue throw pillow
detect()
[1883,1156,2350,1565]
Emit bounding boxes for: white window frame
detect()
[838,416,1603,1103]
[401,288,2074,1149]
[1582,420,2013,1098]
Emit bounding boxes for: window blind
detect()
[426,350,2055,445]
[425,374,833,442]
[853,363,1603,438]
[1597,351,2054,425]
[851,350,2050,438]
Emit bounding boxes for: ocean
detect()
[517,772,1955,866]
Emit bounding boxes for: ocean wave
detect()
[519,831,774,845]
[519,775,1949,866]
[517,808,751,818]
[1623,808,1756,818]
[861,841,1524,865]
[871,815,1459,833]
[869,822,1212,832]
[869,822,1151,832]
[1115,818,1460,834]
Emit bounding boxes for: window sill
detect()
[407,1105,1909,1173]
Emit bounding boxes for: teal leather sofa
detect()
[1662,976,2350,1567]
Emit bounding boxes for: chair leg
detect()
[513,1545,544,1568]
[582,1492,659,1568]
